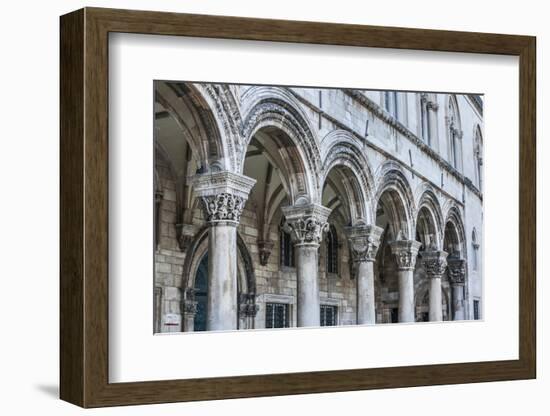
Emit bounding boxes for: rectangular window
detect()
[265,302,290,328]
[391,308,399,323]
[320,305,338,326]
[473,300,480,320]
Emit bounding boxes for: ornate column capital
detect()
[176,223,196,252]
[281,203,332,247]
[346,224,384,263]
[447,255,467,285]
[257,240,274,266]
[389,239,422,271]
[238,293,259,318]
[182,288,198,317]
[422,250,448,279]
[193,171,256,225]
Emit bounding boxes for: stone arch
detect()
[320,130,375,224]
[443,204,467,257]
[155,81,241,172]
[240,86,322,204]
[182,227,256,297]
[374,161,416,240]
[414,185,445,249]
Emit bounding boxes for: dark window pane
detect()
[391,308,399,323]
[473,300,480,320]
[266,303,290,328]
[320,305,337,326]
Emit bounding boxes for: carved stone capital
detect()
[281,203,332,246]
[257,240,274,266]
[346,224,384,263]
[389,240,422,270]
[422,250,448,278]
[238,293,259,318]
[182,300,198,316]
[176,223,196,252]
[448,256,467,285]
[193,171,256,225]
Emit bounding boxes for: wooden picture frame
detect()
[60,7,536,408]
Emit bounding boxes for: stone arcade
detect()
[153,82,483,332]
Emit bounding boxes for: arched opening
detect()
[374,189,413,323]
[414,203,447,322]
[185,230,256,331]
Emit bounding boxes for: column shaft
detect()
[429,277,443,321]
[398,269,415,322]
[281,203,331,328]
[207,224,238,330]
[357,261,376,324]
[452,284,465,320]
[390,239,421,323]
[296,244,320,327]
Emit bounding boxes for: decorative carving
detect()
[448,256,466,285]
[281,203,331,246]
[241,98,323,188]
[422,250,448,278]
[389,240,422,270]
[200,193,246,224]
[176,223,196,252]
[257,240,274,266]
[346,224,384,263]
[182,299,198,316]
[238,293,259,317]
[193,171,256,225]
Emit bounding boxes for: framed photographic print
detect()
[60,7,536,408]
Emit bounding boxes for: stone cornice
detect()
[343,90,482,199]
[288,90,482,204]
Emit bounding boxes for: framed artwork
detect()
[60,7,536,408]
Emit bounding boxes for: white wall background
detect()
[0,0,545,414]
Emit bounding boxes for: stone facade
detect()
[153,81,484,333]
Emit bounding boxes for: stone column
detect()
[282,203,331,328]
[390,239,422,323]
[422,250,448,322]
[448,255,467,321]
[193,171,256,331]
[183,290,198,332]
[238,293,259,330]
[346,224,384,325]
